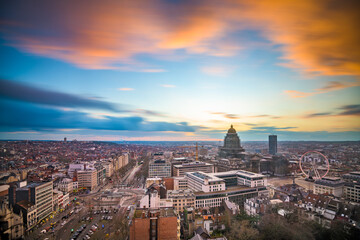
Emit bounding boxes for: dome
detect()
[227,124,236,133]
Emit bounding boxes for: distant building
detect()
[172,161,214,177]
[269,135,277,155]
[77,169,98,190]
[219,125,245,158]
[314,177,344,197]
[129,208,180,240]
[149,159,171,178]
[343,172,360,202]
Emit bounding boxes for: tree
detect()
[228,220,259,240]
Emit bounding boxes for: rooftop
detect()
[174,161,212,168]
[187,171,223,182]
[210,169,265,179]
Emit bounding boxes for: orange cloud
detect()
[285,80,360,98]
[1,0,359,76]
[284,90,314,98]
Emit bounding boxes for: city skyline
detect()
[1,0,359,141]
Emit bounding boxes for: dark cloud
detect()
[250,126,297,131]
[338,104,360,116]
[133,109,166,117]
[305,112,333,118]
[0,100,196,132]
[305,104,360,118]
[0,79,121,112]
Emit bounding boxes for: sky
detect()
[0,0,359,141]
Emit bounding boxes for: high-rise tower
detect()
[269,135,277,155]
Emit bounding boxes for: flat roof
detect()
[210,170,265,179]
[173,161,212,168]
[194,185,251,196]
[187,171,223,182]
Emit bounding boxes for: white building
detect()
[149,159,171,178]
[174,177,188,190]
[139,190,173,209]
[186,172,226,193]
[314,177,344,197]
[58,178,78,193]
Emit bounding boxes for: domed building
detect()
[219,125,245,158]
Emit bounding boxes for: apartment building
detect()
[167,189,195,212]
[77,169,98,190]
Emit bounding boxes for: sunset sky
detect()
[0,0,359,141]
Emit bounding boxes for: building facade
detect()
[343,172,360,202]
[186,172,226,193]
[0,200,24,240]
[167,190,195,212]
[172,162,214,177]
[149,160,172,178]
[314,177,344,197]
[174,177,188,190]
[77,169,98,190]
[130,208,180,240]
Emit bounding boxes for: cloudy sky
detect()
[0,0,359,141]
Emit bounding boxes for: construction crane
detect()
[176,142,202,161]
